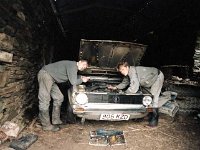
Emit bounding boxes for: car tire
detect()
[66,104,77,124]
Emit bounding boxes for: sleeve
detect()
[116,76,130,90]
[67,63,83,85]
[125,71,140,94]
[76,75,83,85]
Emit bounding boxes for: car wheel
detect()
[65,89,77,124]
[66,104,77,124]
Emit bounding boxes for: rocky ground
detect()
[1,114,200,150]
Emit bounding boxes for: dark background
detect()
[45,0,200,72]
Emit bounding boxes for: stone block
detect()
[0,70,10,87]
[0,65,5,71]
[0,113,3,120]
[0,33,14,51]
[1,94,12,98]
[10,74,28,80]
[0,101,4,113]
[7,109,18,121]
[0,50,13,63]
[0,86,17,95]
[17,11,25,21]
[6,80,25,87]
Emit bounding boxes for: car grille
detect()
[86,93,144,104]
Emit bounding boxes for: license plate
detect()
[100,114,130,120]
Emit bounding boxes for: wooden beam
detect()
[49,0,66,37]
[0,50,13,63]
[61,3,132,15]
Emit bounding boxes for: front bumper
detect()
[72,103,150,120]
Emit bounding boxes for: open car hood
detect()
[79,39,147,68]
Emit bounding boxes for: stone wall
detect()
[193,31,200,81]
[0,0,60,129]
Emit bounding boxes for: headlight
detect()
[75,93,88,105]
[142,96,152,106]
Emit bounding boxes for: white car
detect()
[68,39,172,124]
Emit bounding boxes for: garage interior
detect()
[0,0,200,149]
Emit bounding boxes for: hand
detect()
[81,76,90,83]
[107,85,117,90]
[118,90,124,94]
[72,92,77,97]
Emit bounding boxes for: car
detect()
[67,39,173,124]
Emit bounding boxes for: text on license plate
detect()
[100,114,130,120]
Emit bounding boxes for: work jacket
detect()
[43,60,82,85]
[116,66,159,93]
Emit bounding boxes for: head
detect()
[77,59,88,71]
[117,61,130,76]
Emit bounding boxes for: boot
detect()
[39,110,60,131]
[52,105,63,125]
[148,108,159,127]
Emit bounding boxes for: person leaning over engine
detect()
[108,61,164,127]
[37,60,90,131]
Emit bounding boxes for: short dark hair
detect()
[117,61,129,70]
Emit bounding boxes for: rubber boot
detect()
[148,108,159,127]
[39,110,60,131]
[52,105,63,125]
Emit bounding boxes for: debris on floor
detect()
[158,91,179,118]
[158,91,177,107]
[0,121,20,144]
[89,129,126,146]
[171,76,199,85]
[1,121,20,138]
[9,133,38,150]
[160,100,179,117]
[0,131,7,144]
